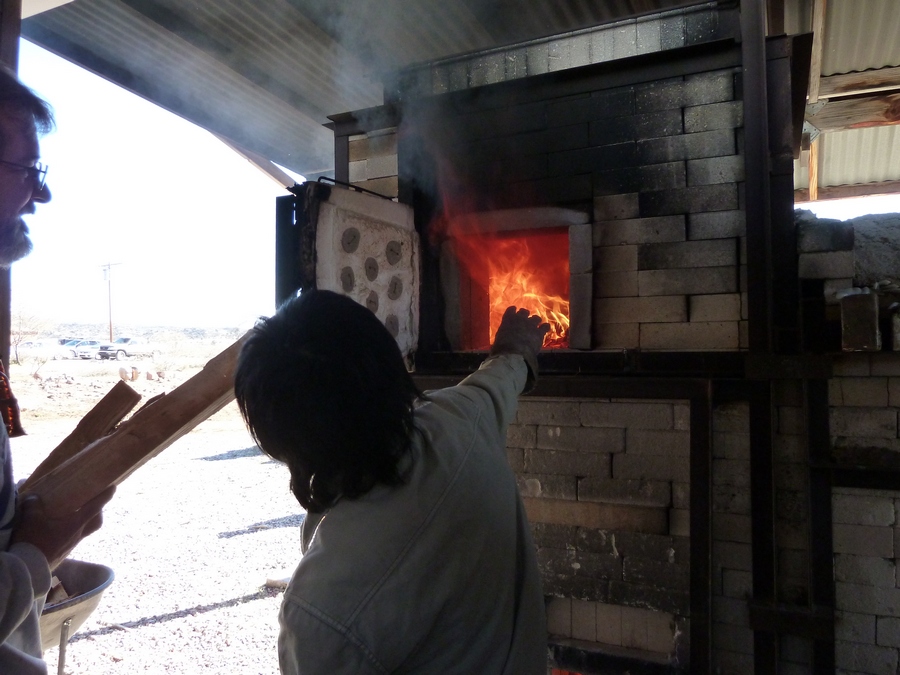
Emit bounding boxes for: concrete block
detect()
[612,23,638,59]
[593,322,640,349]
[593,161,686,195]
[798,217,854,252]
[835,640,898,675]
[506,447,525,472]
[713,649,754,674]
[578,477,671,507]
[637,128,735,163]
[688,210,746,239]
[684,101,744,132]
[829,378,844,405]
[614,453,689,482]
[836,581,900,616]
[593,244,638,271]
[713,541,753,572]
[833,355,872,376]
[623,556,689,591]
[581,401,673,429]
[517,473,577,499]
[640,321,740,350]
[594,296,687,324]
[836,377,891,406]
[712,485,752,515]
[684,70,735,106]
[830,407,897,439]
[530,521,578,549]
[713,623,754,655]
[638,239,737,270]
[608,580,689,615]
[568,223,593,274]
[722,569,753,599]
[636,18,662,55]
[593,270,639,297]
[348,160,367,183]
[877,616,900,647]
[594,193,640,221]
[835,609,876,644]
[525,449,611,477]
[671,510,689,539]
[834,553,896,588]
[594,215,685,245]
[639,183,739,217]
[537,425,625,453]
[772,380,804,406]
[634,77,686,113]
[638,266,738,296]
[571,599,598,641]
[523,497,668,533]
[713,512,752,543]
[712,595,750,625]
[871,354,900,376]
[798,251,855,279]
[626,429,690,456]
[833,493,895,526]
[713,403,750,432]
[517,399,582,426]
[690,293,742,321]
[506,424,537,449]
[712,458,751,487]
[546,596,572,636]
[833,524,894,557]
[658,14,686,51]
[365,154,398,179]
[890,377,900,407]
[621,605,675,654]
[713,431,750,459]
[595,602,623,645]
[674,403,690,431]
[614,530,687,563]
[687,155,745,186]
[672,482,690,509]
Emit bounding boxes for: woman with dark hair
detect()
[235,289,549,674]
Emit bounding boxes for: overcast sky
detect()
[14,40,289,331]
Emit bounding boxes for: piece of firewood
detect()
[21,334,248,517]
[20,381,142,492]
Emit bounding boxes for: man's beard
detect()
[0,217,33,267]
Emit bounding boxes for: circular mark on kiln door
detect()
[385,314,399,337]
[341,227,361,253]
[340,267,355,292]
[365,257,379,281]
[366,290,379,313]
[387,276,403,300]
[385,241,402,265]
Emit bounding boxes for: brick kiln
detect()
[275,3,899,674]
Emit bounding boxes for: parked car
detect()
[14,340,54,361]
[75,340,102,359]
[97,337,159,360]
[55,338,85,360]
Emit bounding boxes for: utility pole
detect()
[102,263,122,341]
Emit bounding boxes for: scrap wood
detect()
[20,380,142,492]
[20,334,248,518]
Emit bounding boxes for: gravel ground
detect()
[10,358,306,674]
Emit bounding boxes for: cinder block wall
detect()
[348,129,399,198]
[507,397,690,663]
[829,353,900,675]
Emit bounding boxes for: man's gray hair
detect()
[0,66,54,153]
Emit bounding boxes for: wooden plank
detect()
[766,0,785,35]
[807,0,826,103]
[20,380,142,491]
[806,92,900,133]
[819,66,900,99]
[795,179,900,202]
[808,136,819,202]
[21,334,248,517]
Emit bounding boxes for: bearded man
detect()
[0,66,114,674]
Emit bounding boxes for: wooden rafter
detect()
[818,66,900,99]
[806,92,900,133]
[807,0,827,103]
[795,179,900,203]
[808,136,819,201]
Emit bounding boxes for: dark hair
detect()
[0,66,54,153]
[234,290,423,513]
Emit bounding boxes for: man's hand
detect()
[12,486,115,570]
[490,307,550,388]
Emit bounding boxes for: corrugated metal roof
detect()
[822,0,900,75]
[820,126,900,186]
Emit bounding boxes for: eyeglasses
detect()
[0,160,48,191]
